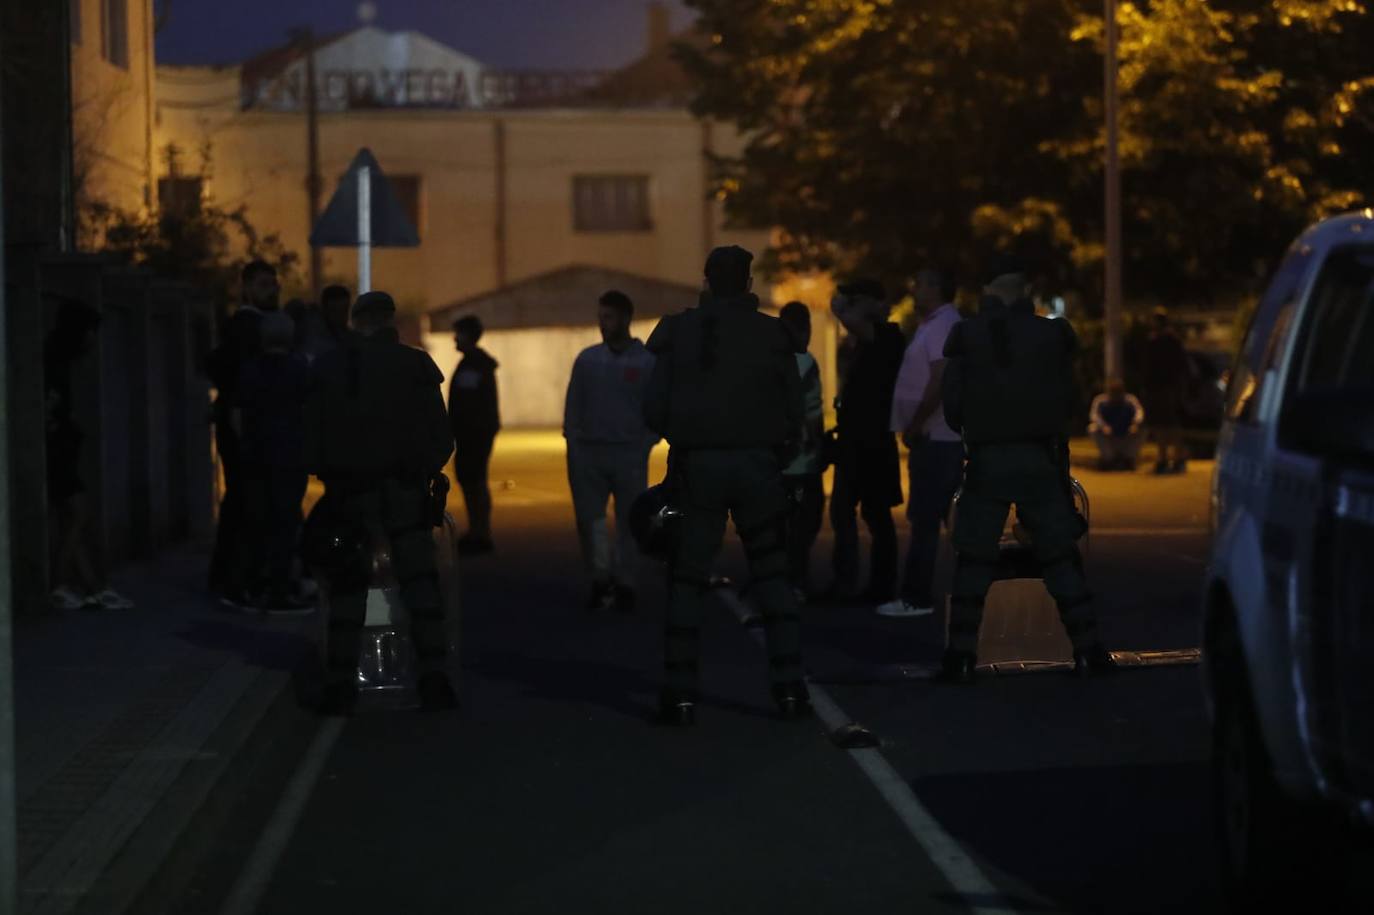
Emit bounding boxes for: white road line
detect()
[219,717,346,915]
[715,589,1019,915]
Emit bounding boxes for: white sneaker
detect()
[875,599,934,618]
[50,587,88,611]
[85,589,135,611]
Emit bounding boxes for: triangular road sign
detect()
[309,148,420,247]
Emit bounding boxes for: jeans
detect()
[900,440,965,608]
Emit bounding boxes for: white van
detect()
[1204,211,1374,906]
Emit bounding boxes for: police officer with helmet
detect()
[940,256,1115,682]
[643,245,807,726]
[304,290,458,714]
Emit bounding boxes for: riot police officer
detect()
[941,257,1114,682]
[304,291,458,713]
[643,246,807,725]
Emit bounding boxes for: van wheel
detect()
[1212,643,1348,910]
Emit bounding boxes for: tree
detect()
[679,0,1374,305]
[81,143,300,314]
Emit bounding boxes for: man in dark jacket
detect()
[448,314,500,555]
[826,279,906,604]
[306,291,457,713]
[208,260,279,602]
[236,310,312,613]
[1143,307,1192,474]
[643,245,807,726]
[941,256,1114,682]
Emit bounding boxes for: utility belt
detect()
[321,469,450,529]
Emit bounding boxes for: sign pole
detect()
[1104,0,1124,382]
[357,164,372,294]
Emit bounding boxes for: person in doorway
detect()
[1143,307,1191,474]
[778,301,826,603]
[208,260,280,603]
[448,314,500,555]
[825,279,905,605]
[1089,378,1145,471]
[45,298,134,611]
[880,268,963,619]
[563,290,658,612]
[235,311,313,614]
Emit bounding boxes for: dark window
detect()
[71,0,82,45]
[572,175,652,233]
[157,176,203,219]
[1226,247,1310,423]
[102,0,128,68]
[1288,246,1374,394]
[388,174,423,240]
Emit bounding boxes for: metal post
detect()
[0,50,19,913]
[303,30,323,301]
[1103,0,1124,382]
[357,164,371,294]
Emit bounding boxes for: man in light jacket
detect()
[564,291,659,612]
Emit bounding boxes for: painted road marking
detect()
[716,588,1022,915]
[219,717,346,915]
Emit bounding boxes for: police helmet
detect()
[629,483,683,563]
[301,495,372,586]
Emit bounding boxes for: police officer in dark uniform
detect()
[305,291,458,713]
[941,256,1115,682]
[644,246,808,726]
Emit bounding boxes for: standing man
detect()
[644,246,807,726]
[564,290,658,612]
[208,260,279,603]
[879,269,963,619]
[778,301,826,602]
[1143,307,1191,474]
[940,256,1114,682]
[297,284,354,364]
[305,291,457,713]
[448,315,500,555]
[826,279,905,605]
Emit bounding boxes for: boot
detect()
[656,688,697,727]
[772,680,814,720]
[418,671,459,710]
[1072,643,1118,678]
[937,649,977,684]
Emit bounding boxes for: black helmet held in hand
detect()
[629,482,684,564]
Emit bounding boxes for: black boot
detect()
[1072,643,1118,677]
[772,680,814,720]
[418,671,459,710]
[316,680,358,717]
[613,584,637,613]
[656,688,697,727]
[937,650,977,684]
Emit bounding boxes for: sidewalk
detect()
[15,547,317,915]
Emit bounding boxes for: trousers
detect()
[454,434,494,539]
[567,440,651,587]
[665,449,802,692]
[900,440,965,608]
[324,480,449,677]
[947,442,1099,654]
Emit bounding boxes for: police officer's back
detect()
[643,246,808,725]
[305,291,457,713]
[940,258,1114,682]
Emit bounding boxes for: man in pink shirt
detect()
[878,269,965,618]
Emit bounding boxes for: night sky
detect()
[157,0,693,69]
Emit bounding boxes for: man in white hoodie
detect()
[564,291,659,612]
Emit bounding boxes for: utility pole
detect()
[292,27,324,301]
[1103,0,1124,382]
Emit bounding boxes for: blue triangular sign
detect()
[309,148,420,247]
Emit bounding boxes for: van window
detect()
[1289,246,1374,394]
[1227,248,1309,423]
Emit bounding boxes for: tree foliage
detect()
[679,0,1374,307]
[81,144,300,311]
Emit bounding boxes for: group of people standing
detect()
[207,261,504,619]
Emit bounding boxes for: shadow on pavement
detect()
[914,761,1221,914]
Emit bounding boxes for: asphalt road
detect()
[171,434,1242,914]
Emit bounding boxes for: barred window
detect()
[572,175,652,233]
[102,0,128,69]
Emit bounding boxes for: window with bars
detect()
[572,175,652,233]
[102,0,128,68]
